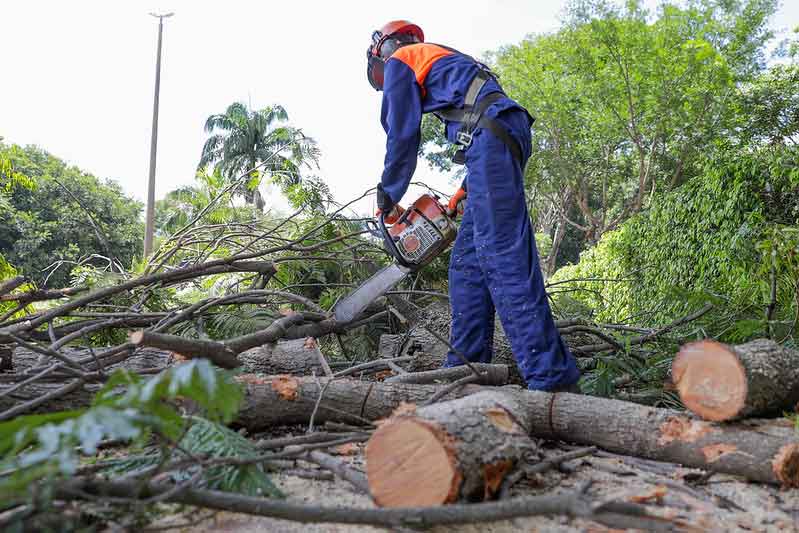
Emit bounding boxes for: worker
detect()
[367,20,580,392]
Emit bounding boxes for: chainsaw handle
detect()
[378,212,413,268]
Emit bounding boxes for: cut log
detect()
[235,375,481,430]
[672,339,799,421]
[366,391,537,507]
[528,389,799,487]
[364,388,799,489]
[236,338,325,375]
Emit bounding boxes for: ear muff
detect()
[366,48,385,91]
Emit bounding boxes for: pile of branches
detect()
[1,190,798,531]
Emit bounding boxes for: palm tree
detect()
[155,166,252,236]
[198,103,319,211]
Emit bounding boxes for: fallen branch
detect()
[302,450,370,495]
[574,304,714,354]
[500,447,597,498]
[384,363,508,385]
[57,477,679,531]
[1,260,277,334]
[0,276,28,297]
[129,313,306,366]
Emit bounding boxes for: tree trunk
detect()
[523,389,799,487]
[366,391,537,507]
[672,339,799,422]
[364,389,799,489]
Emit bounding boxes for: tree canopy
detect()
[0,143,143,287]
[198,102,321,211]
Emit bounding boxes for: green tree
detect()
[493,0,776,247]
[155,166,256,237]
[0,143,143,287]
[419,0,778,269]
[730,63,799,147]
[198,103,320,211]
[550,145,799,341]
[0,140,34,194]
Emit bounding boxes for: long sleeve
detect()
[379,58,423,205]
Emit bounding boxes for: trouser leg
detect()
[466,108,580,390]
[445,202,495,365]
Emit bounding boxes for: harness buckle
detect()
[455,130,473,148]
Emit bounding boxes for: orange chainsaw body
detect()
[385,194,457,268]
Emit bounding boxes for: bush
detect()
[550,147,799,342]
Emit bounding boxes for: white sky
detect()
[1,1,797,216]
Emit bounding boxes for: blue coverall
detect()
[380,43,579,391]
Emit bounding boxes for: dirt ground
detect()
[149,439,799,533]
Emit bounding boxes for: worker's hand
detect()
[447,186,467,217]
[376,183,395,212]
[375,205,405,224]
[376,183,404,223]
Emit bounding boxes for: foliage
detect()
[418,0,779,271]
[0,360,255,506]
[0,143,35,193]
[0,142,143,287]
[198,102,321,211]
[550,146,799,342]
[103,417,281,498]
[492,0,777,248]
[155,166,258,237]
[0,254,34,321]
[730,63,799,147]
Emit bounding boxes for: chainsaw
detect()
[333,193,458,323]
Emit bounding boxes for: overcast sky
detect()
[2,1,797,215]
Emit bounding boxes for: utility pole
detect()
[144,12,174,257]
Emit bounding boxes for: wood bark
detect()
[366,391,538,507]
[672,339,799,422]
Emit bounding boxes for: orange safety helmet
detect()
[366,20,424,91]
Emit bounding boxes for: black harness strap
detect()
[433,70,524,164]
